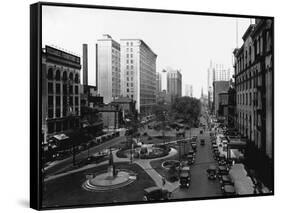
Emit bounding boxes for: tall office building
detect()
[156,72,162,93]
[167,68,182,99]
[96,34,121,104]
[213,64,231,82]
[185,84,193,97]
[82,44,88,85]
[213,81,230,116]
[120,39,157,116]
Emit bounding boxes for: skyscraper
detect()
[96,34,121,104]
[82,44,88,86]
[156,72,162,93]
[185,84,193,97]
[167,68,182,99]
[120,39,157,116]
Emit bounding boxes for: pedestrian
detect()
[162,176,166,187]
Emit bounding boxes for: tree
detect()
[171,97,201,127]
[152,102,169,141]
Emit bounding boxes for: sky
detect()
[42,5,252,98]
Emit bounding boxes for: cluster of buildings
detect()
[210,19,273,188]
[156,68,183,104]
[42,34,157,144]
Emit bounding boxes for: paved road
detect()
[171,125,223,199]
[44,136,126,177]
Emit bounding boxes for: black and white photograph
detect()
[30,2,274,210]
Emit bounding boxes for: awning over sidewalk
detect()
[229,164,254,195]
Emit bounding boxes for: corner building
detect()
[42,45,81,140]
[120,39,157,117]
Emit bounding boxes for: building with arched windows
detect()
[42,45,81,142]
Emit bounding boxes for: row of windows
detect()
[48,96,79,107]
[48,83,79,95]
[47,68,79,83]
[237,92,258,106]
[126,42,134,46]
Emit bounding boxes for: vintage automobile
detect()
[188,150,196,157]
[218,154,227,166]
[222,184,236,196]
[200,139,205,146]
[218,166,229,177]
[187,154,195,165]
[207,165,217,180]
[143,187,170,201]
[220,175,233,188]
[191,142,197,151]
[179,172,191,187]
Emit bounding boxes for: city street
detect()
[171,129,222,199]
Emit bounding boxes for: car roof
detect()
[144,186,161,193]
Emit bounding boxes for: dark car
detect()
[200,139,205,146]
[207,165,217,180]
[180,172,191,187]
[143,187,169,201]
[187,154,195,165]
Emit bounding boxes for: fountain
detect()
[82,148,136,192]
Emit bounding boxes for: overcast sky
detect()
[42,5,252,98]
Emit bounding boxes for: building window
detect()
[62,71,67,81]
[130,42,133,46]
[56,96,60,107]
[56,84,60,94]
[48,109,54,119]
[126,42,129,46]
[55,108,60,118]
[75,86,79,94]
[126,65,129,69]
[127,54,129,58]
[48,96,53,107]
[69,72,73,81]
[48,82,53,94]
[75,97,79,105]
[47,68,53,80]
[74,74,79,83]
[127,88,129,92]
[131,65,134,69]
[131,60,133,63]
[55,70,60,81]
[69,85,73,94]
[127,60,129,64]
[69,96,73,106]
[130,48,133,52]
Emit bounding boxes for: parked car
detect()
[222,184,236,196]
[143,187,170,201]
